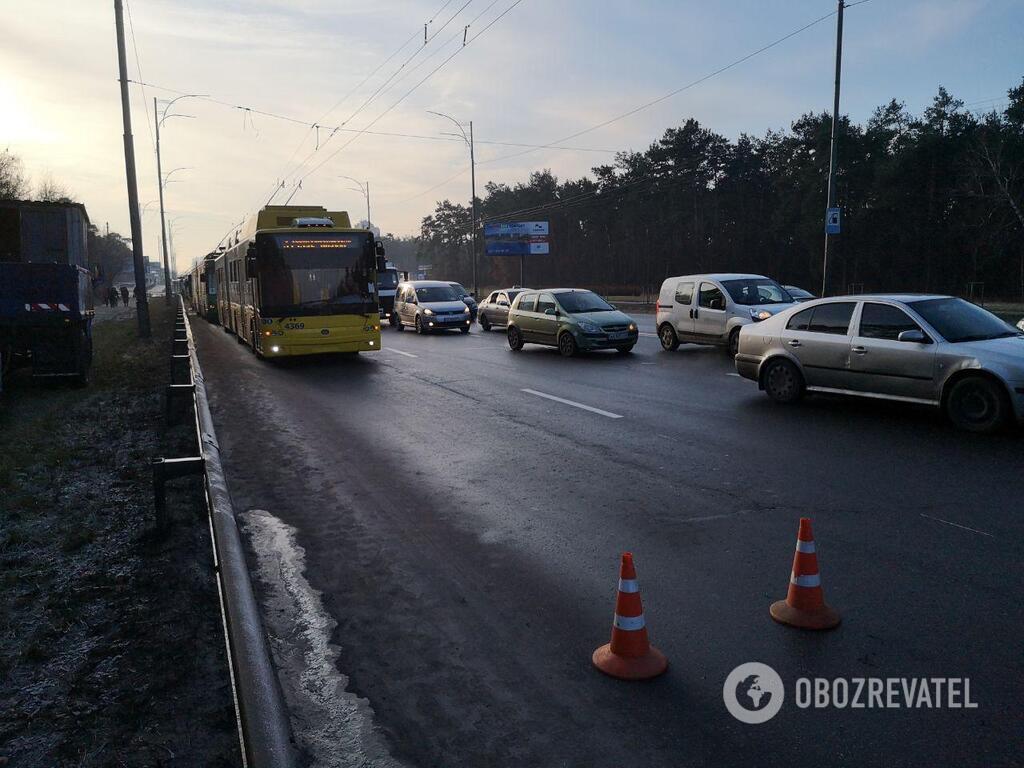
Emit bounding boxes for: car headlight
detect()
[423,308,434,316]
[463,305,470,313]
[750,309,773,321]
[628,323,637,332]
[578,320,601,333]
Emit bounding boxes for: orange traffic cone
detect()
[770,518,840,630]
[592,552,668,680]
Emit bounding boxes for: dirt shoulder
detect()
[0,301,240,767]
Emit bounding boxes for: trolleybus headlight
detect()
[271,345,280,353]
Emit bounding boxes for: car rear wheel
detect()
[558,331,577,358]
[479,313,491,331]
[728,328,741,358]
[507,325,523,351]
[389,313,399,328]
[763,358,804,403]
[659,324,679,351]
[946,376,1008,433]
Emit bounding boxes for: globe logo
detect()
[723,662,785,724]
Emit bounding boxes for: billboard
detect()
[484,221,549,256]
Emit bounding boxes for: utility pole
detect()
[821,0,845,298]
[154,97,172,305]
[469,120,478,298]
[339,176,371,229]
[114,0,150,337]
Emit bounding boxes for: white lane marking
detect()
[640,332,658,338]
[520,388,623,419]
[383,347,418,358]
[920,513,993,538]
[726,373,741,377]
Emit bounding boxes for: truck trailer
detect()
[0,200,94,390]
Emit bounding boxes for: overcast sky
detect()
[2,0,1021,273]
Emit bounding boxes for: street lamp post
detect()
[338,176,371,229]
[428,110,478,297]
[154,94,202,304]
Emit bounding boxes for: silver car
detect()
[735,295,1024,432]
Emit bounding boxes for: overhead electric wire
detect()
[294,0,527,187]
[274,0,479,198]
[124,0,154,151]
[476,5,849,169]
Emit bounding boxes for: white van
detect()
[655,273,795,356]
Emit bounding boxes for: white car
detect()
[656,273,796,356]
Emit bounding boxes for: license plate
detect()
[446,316,464,323]
[609,331,630,340]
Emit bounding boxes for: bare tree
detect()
[35,172,73,203]
[0,149,29,200]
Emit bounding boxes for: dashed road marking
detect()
[726,373,741,377]
[920,514,993,538]
[521,388,623,419]
[640,332,658,338]
[383,347,418,358]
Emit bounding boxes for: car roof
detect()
[400,280,452,288]
[813,293,950,302]
[664,273,770,282]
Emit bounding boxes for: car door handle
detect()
[852,346,867,355]
[787,339,801,347]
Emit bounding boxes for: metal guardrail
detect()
[157,298,299,768]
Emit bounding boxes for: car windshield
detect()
[722,278,793,305]
[416,285,459,302]
[448,283,469,297]
[908,297,1020,343]
[556,291,614,313]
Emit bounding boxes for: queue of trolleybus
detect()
[181,205,1024,434]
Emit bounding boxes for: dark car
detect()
[448,282,478,321]
[477,287,529,331]
[784,285,816,303]
[507,289,639,357]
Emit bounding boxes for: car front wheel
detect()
[946,376,1008,433]
[659,324,679,351]
[763,358,804,403]
[507,325,523,351]
[415,315,425,334]
[728,328,741,357]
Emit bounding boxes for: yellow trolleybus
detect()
[215,205,383,358]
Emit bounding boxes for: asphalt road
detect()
[193,313,1023,768]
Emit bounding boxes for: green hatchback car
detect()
[506,289,639,356]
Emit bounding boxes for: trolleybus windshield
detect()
[257,232,376,316]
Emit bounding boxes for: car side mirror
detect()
[498,300,509,307]
[544,308,558,316]
[898,329,928,343]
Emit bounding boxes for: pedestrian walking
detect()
[108,285,119,308]
[120,286,129,307]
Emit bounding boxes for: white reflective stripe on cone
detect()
[617,578,639,593]
[790,572,821,588]
[613,613,646,631]
[795,540,816,553]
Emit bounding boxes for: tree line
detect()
[417,80,1024,301]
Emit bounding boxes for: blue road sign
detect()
[483,221,549,238]
[826,207,841,235]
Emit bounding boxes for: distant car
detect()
[393,280,472,334]
[784,285,816,302]
[656,273,796,356]
[448,282,478,321]
[478,287,529,331]
[506,289,638,357]
[734,294,1024,433]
